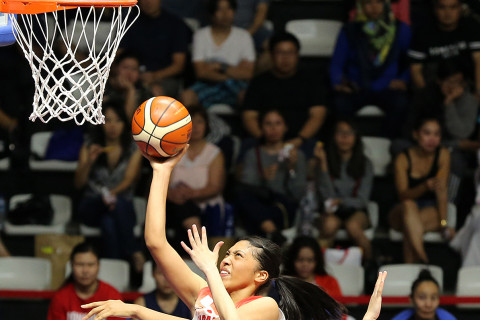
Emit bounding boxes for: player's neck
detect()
[228,285,257,304]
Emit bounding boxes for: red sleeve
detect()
[47,291,68,320]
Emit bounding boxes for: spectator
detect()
[330,0,411,139]
[74,104,145,272]
[389,117,454,263]
[167,106,225,244]
[391,269,457,320]
[121,0,191,97]
[181,0,255,109]
[133,263,192,318]
[47,242,123,320]
[349,0,410,25]
[0,236,10,257]
[104,51,153,118]
[450,204,480,267]
[283,236,342,297]
[313,119,373,261]
[234,0,272,52]
[237,109,307,244]
[242,32,327,155]
[408,0,480,93]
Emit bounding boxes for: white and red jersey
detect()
[192,287,285,320]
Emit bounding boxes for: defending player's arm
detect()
[144,147,207,310]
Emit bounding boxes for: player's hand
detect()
[363,271,387,320]
[142,145,189,172]
[181,225,223,274]
[81,300,137,320]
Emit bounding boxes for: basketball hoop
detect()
[0,0,139,125]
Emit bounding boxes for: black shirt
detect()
[243,69,327,139]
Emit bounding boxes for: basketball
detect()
[132,96,192,158]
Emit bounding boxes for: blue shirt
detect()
[330,21,411,92]
[391,307,457,320]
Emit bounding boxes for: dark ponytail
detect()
[275,276,346,320]
[242,236,346,320]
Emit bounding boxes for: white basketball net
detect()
[9,6,139,125]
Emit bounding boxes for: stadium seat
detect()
[66,258,130,292]
[325,263,364,296]
[184,18,200,32]
[80,196,147,237]
[285,19,342,57]
[0,257,52,290]
[456,266,480,308]
[379,264,443,296]
[362,137,391,177]
[29,131,78,171]
[389,202,457,242]
[356,105,385,117]
[4,194,72,235]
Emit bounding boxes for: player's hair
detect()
[90,103,133,165]
[327,118,367,180]
[242,236,347,320]
[283,236,328,277]
[188,105,211,137]
[410,269,440,297]
[207,0,237,15]
[269,32,301,53]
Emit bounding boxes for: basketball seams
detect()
[147,98,177,155]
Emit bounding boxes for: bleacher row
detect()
[1,256,479,302]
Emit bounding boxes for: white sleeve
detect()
[192,29,207,62]
[241,31,256,62]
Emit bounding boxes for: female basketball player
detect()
[81,147,387,320]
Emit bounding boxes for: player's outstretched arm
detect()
[143,146,207,310]
[363,271,387,320]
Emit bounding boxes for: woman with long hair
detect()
[283,236,342,297]
[314,119,373,261]
[81,147,387,320]
[389,116,453,263]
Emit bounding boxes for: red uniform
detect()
[47,281,123,320]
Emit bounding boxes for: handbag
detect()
[7,195,53,225]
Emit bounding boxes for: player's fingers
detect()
[213,241,224,255]
[192,224,202,244]
[82,305,104,320]
[201,226,208,245]
[377,271,387,297]
[180,241,192,255]
[93,309,110,320]
[187,229,197,248]
[81,301,105,309]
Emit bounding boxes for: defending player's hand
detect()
[81,300,136,320]
[181,225,224,274]
[363,271,387,320]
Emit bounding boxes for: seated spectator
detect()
[391,269,457,320]
[330,0,410,139]
[408,0,480,94]
[450,204,480,267]
[313,119,373,261]
[236,109,307,244]
[167,106,225,245]
[389,117,454,263]
[0,236,10,257]
[133,263,191,318]
[234,0,272,52]
[47,242,123,320]
[104,51,153,118]
[242,32,327,155]
[349,0,410,25]
[74,104,145,272]
[283,236,342,297]
[120,0,191,98]
[181,0,255,109]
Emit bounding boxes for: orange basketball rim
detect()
[0,0,137,14]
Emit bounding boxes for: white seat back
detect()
[0,257,52,290]
[379,264,443,296]
[456,266,480,296]
[325,263,364,296]
[285,19,342,57]
[31,131,53,159]
[362,137,392,177]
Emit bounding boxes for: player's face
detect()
[191,114,207,141]
[139,0,161,17]
[334,122,356,153]
[72,252,99,288]
[213,0,235,28]
[219,241,265,292]
[117,57,140,84]
[414,120,441,152]
[104,108,125,141]
[294,247,316,280]
[261,111,287,143]
[153,266,175,295]
[361,0,384,21]
[412,281,440,320]
[435,0,461,28]
[272,41,299,76]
